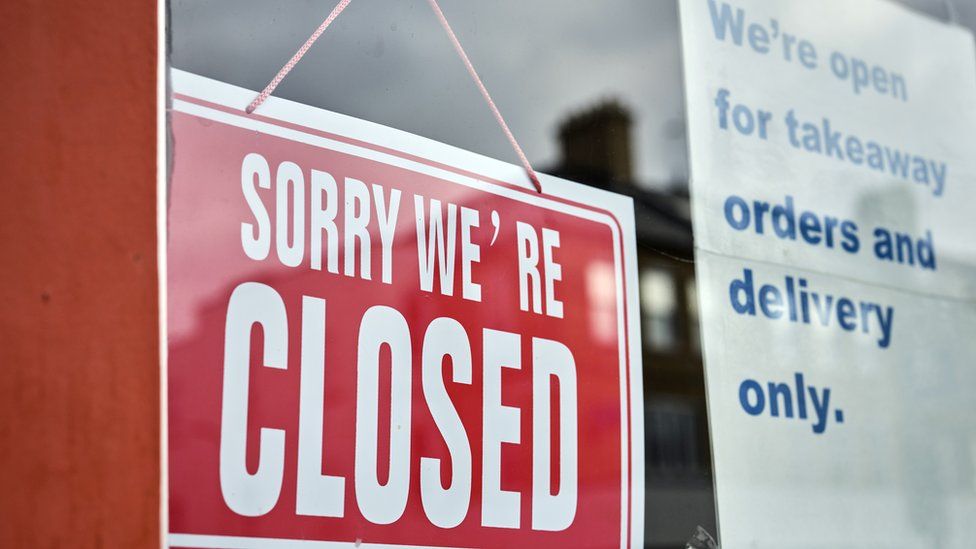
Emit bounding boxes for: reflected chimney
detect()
[557,99,634,184]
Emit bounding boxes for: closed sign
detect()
[166,70,644,548]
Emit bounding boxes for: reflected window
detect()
[641,267,677,351]
[686,277,701,353]
[646,398,701,474]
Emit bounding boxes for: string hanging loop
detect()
[245,0,542,193]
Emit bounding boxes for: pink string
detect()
[245,0,354,114]
[425,0,541,193]
[244,0,542,193]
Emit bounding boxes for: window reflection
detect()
[686,278,701,353]
[641,268,678,352]
[586,261,620,346]
[647,398,702,474]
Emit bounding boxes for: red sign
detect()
[166,71,644,548]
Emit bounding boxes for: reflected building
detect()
[550,101,716,548]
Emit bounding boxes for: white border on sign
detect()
[168,533,469,549]
[164,69,645,549]
[157,2,170,548]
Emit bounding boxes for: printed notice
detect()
[679,0,976,547]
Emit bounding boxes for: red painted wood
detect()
[0,1,160,547]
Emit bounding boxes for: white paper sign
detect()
[679,0,976,546]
